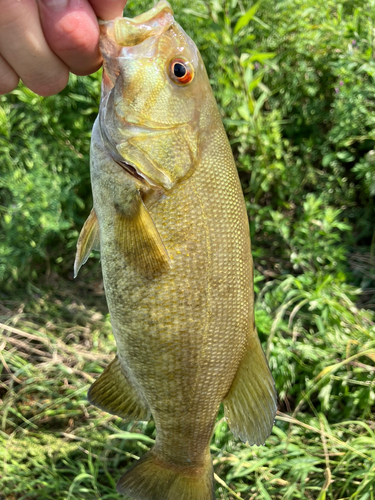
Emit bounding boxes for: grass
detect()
[0,268,374,500]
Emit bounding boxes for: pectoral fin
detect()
[88,356,150,421]
[115,197,170,279]
[74,209,100,278]
[223,334,277,445]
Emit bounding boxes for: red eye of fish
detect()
[169,59,194,85]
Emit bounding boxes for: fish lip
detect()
[98,0,174,48]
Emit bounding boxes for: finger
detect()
[0,54,19,95]
[38,0,101,76]
[88,0,128,20]
[0,0,69,96]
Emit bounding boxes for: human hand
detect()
[0,0,127,96]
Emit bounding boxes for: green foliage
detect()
[253,0,375,247]
[0,75,101,286]
[265,194,352,273]
[256,271,375,415]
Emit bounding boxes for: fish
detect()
[74,2,277,499]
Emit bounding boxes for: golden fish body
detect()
[75,2,277,499]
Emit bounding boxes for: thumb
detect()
[38,0,102,76]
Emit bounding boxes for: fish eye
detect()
[169,58,194,85]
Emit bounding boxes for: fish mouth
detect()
[113,153,173,191]
[98,1,174,94]
[102,132,156,188]
[99,1,174,48]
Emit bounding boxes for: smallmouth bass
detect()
[75,2,277,499]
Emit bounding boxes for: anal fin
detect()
[223,334,277,445]
[88,356,150,421]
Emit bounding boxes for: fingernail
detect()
[39,0,69,11]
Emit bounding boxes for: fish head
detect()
[98,0,214,191]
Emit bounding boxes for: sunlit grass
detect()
[1,276,374,500]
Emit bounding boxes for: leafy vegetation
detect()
[0,0,374,499]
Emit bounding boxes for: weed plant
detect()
[0,0,374,499]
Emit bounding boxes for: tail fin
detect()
[117,449,214,500]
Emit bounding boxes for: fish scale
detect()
[74,2,277,499]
